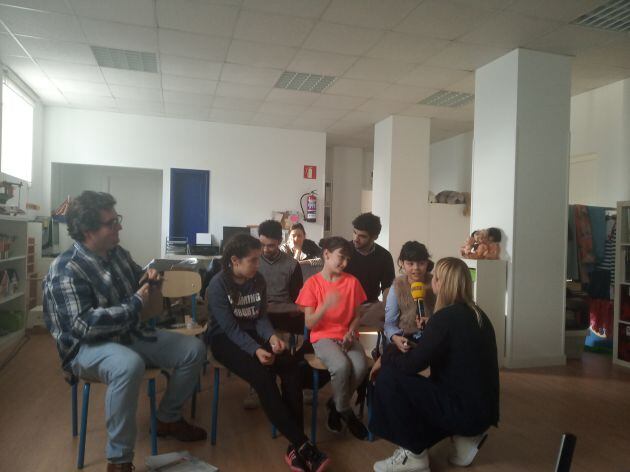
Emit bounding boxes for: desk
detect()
[145,257,216,271]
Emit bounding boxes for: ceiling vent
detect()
[419,90,474,107]
[274,71,336,93]
[571,0,630,32]
[91,46,158,73]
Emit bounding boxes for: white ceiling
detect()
[0,0,628,148]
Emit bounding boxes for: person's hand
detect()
[139,268,162,287]
[322,290,340,311]
[269,335,286,354]
[341,331,354,352]
[369,357,382,382]
[255,348,275,366]
[416,316,429,330]
[392,335,411,353]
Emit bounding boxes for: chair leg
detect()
[191,294,197,323]
[77,383,91,469]
[211,368,220,445]
[367,382,374,442]
[71,383,78,437]
[311,369,319,444]
[148,379,158,456]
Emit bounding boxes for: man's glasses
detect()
[101,214,123,229]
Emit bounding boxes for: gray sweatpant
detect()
[312,337,368,413]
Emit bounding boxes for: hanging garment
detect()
[574,205,596,283]
[566,205,580,281]
[596,221,616,285]
[587,206,607,265]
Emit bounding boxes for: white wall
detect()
[42,107,326,255]
[430,131,473,194]
[570,78,630,207]
[330,146,363,238]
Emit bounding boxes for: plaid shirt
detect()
[43,242,155,373]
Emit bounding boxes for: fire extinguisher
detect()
[300,191,317,223]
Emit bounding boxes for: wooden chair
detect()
[71,369,160,469]
[161,270,202,323]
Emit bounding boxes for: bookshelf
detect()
[613,201,630,368]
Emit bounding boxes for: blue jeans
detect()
[71,330,206,464]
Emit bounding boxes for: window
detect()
[1,77,34,183]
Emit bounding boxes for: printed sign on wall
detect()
[303,165,317,179]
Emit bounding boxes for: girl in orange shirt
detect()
[296,237,369,440]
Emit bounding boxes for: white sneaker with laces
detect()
[373,447,430,472]
[449,432,488,466]
[243,388,260,410]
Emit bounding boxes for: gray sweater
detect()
[258,251,303,303]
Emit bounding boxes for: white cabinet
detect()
[465,259,507,367]
[0,215,29,354]
[613,201,630,368]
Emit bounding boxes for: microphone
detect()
[410,281,425,318]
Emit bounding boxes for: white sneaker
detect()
[373,447,430,472]
[243,388,260,410]
[449,432,488,466]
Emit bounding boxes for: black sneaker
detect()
[285,445,307,472]
[298,441,331,472]
[341,410,368,440]
[326,398,343,433]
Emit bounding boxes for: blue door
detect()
[169,168,209,246]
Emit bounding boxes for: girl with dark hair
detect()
[370,257,499,472]
[384,241,436,353]
[206,233,330,472]
[296,237,370,440]
[280,223,322,262]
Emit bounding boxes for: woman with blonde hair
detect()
[369,257,499,472]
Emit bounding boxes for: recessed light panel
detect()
[91,46,158,73]
[419,90,474,107]
[274,71,336,93]
[572,0,630,32]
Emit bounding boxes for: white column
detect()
[472,48,572,368]
[330,146,364,239]
[373,115,430,259]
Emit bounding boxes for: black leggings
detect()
[210,333,308,447]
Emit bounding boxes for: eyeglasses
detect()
[101,214,123,229]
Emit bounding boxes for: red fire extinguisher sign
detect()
[303,165,317,179]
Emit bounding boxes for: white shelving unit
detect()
[0,215,29,354]
[465,258,507,367]
[613,201,630,369]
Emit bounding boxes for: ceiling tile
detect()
[448,75,475,93]
[158,28,230,62]
[35,59,103,81]
[325,78,389,98]
[109,84,163,101]
[343,58,415,83]
[159,54,223,80]
[64,93,117,108]
[0,56,56,90]
[102,68,162,89]
[300,107,350,121]
[242,0,329,18]
[327,133,373,149]
[164,101,211,119]
[79,18,159,52]
[323,0,421,29]
[327,120,373,135]
[251,112,293,127]
[366,32,451,63]
[162,74,217,94]
[116,98,164,113]
[209,108,255,124]
[0,6,84,42]
[303,22,384,56]
[343,108,394,123]
[357,98,408,115]
[425,42,509,71]
[400,103,474,120]
[36,87,67,104]
[234,10,314,47]
[265,88,320,105]
[156,0,239,37]
[397,65,471,88]
[211,96,263,112]
[0,0,71,14]
[431,117,474,132]
[163,90,214,105]
[290,116,336,131]
[215,81,271,99]
[51,78,111,95]
[258,101,307,116]
[575,39,630,69]
[226,40,297,69]
[571,62,630,91]
[288,50,357,76]
[311,94,367,110]
[220,63,283,87]
[459,12,561,49]
[69,0,156,27]
[505,0,608,22]
[0,32,27,58]
[395,0,493,40]
[17,36,97,64]
[526,25,624,57]
[375,84,437,103]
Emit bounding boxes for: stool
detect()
[71,368,161,469]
